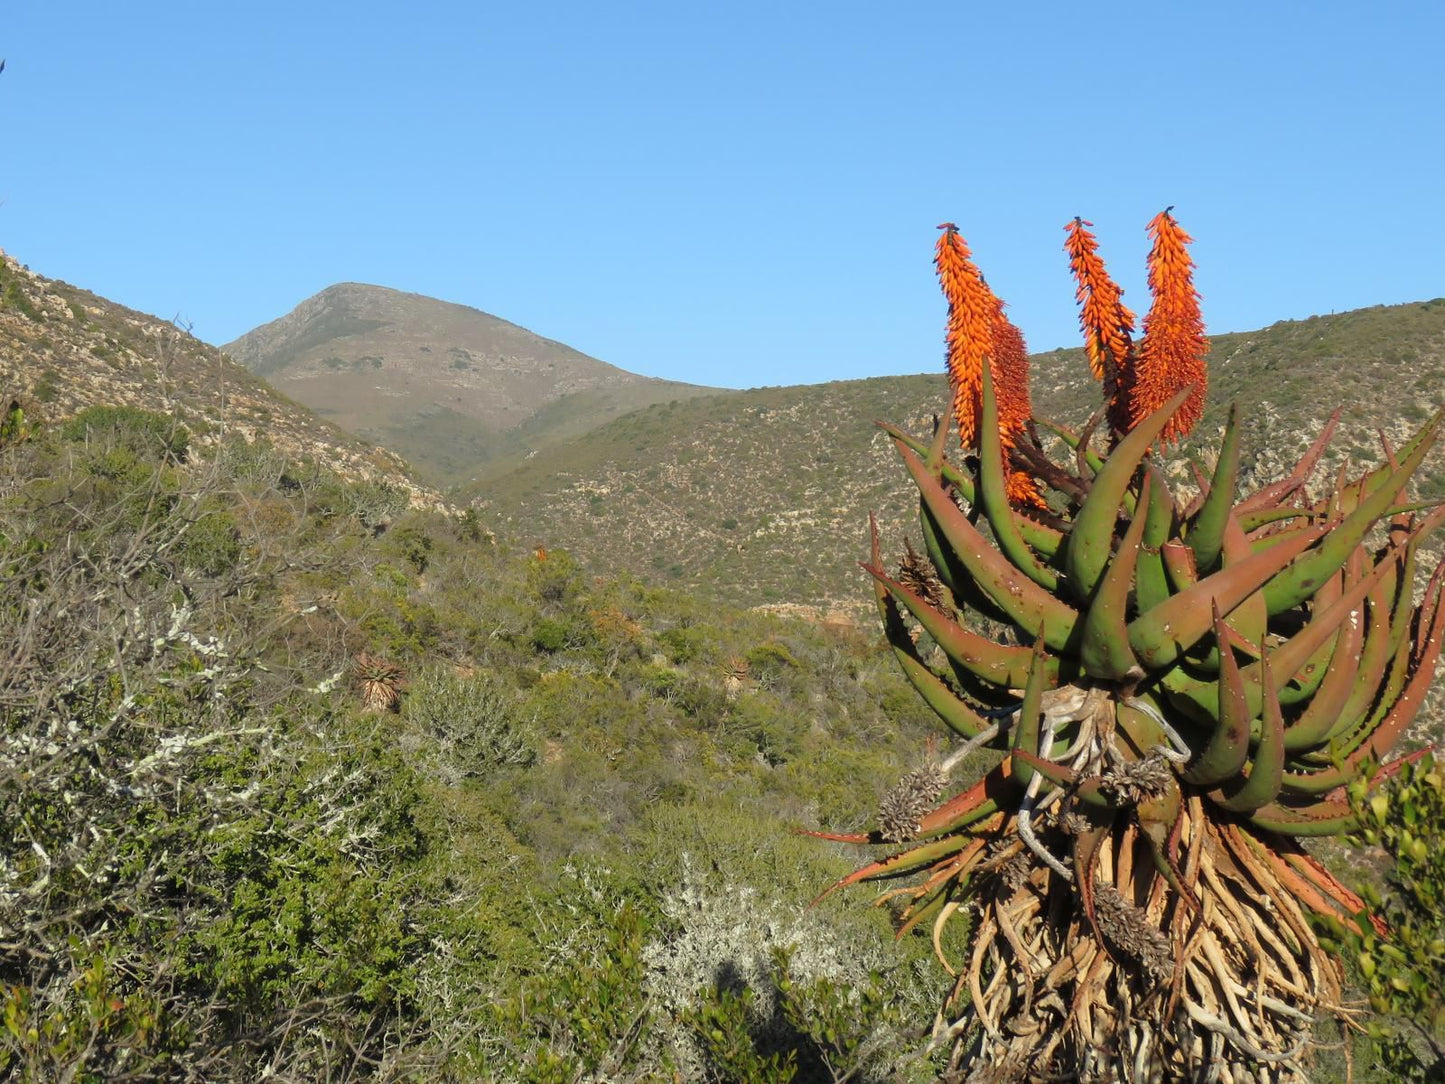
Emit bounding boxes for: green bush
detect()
[491,905,664,1083]
[1,275,40,319]
[187,729,427,1011]
[32,369,60,403]
[61,404,189,463]
[179,499,242,576]
[687,984,796,1083]
[660,623,707,664]
[532,618,569,652]
[724,692,802,765]
[341,478,411,529]
[214,432,288,486]
[386,522,435,572]
[1328,756,1445,1080]
[528,547,583,606]
[747,641,801,686]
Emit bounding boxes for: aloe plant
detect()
[819,213,1445,1083]
[352,652,406,713]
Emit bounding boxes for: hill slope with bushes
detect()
[0,404,979,1081]
[0,250,437,507]
[470,299,1445,616]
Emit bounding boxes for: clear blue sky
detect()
[3,2,1442,389]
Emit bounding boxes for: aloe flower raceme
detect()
[1064,217,1137,436]
[934,224,1039,506]
[1136,208,1208,442]
[819,214,1445,1083]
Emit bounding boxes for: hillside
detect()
[0,371,955,1081]
[223,283,724,485]
[0,251,438,505]
[470,298,1445,615]
[1,246,1434,1081]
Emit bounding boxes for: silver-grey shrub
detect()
[403,664,537,780]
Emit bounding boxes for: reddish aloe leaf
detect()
[1128,524,1329,669]
[1209,648,1285,813]
[810,833,973,906]
[1235,407,1341,516]
[862,560,1044,688]
[894,439,1079,649]
[1282,550,1369,752]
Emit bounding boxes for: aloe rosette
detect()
[822,214,1445,1083]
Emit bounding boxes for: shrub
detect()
[0,432,433,1081]
[386,522,435,572]
[528,547,583,606]
[1328,756,1445,1080]
[659,623,707,664]
[532,618,569,653]
[214,432,289,487]
[342,478,411,530]
[640,845,935,1082]
[746,641,800,687]
[60,404,189,463]
[179,498,242,576]
[403,664,537,778]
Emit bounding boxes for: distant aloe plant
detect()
[353,652,405,712]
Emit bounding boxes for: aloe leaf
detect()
[1128,523,1327,669]
[870,516,999,740]
[896,440,1079,650]
[1235,407,1341,517]
[1035,417,1107,478]
[1263,411,1441,614]
[1134,462,1177,616]
[1161,540,1198,593]
[863,561,1047,688]
[1008,638,1051,788]
[918,498,1013,627]
[975,362,1058,590]
[1317,551,1401,745]
[1186,401,1241,574]
[880,421,1064,559]
[1281,550,1369,752]
[1210,648,1285,812]
[1078,473,1150,680]
[1064,386,1193,604]
[1181,603,1253,786]
[1163,535,1403,726]
[1247,799,1357,838]
[915,760,1019,838]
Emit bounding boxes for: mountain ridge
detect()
[468,298,1445,615]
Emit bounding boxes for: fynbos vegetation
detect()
[0,394,950,1081]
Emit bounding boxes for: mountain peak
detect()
[223,284,722,485]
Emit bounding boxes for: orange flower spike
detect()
[934,224,998,448]
[935,225,1041,506]
[1137,208,1208,442]
[990,306,1044,507]
[990,307,1033,440]
[1062,217,1136,381]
